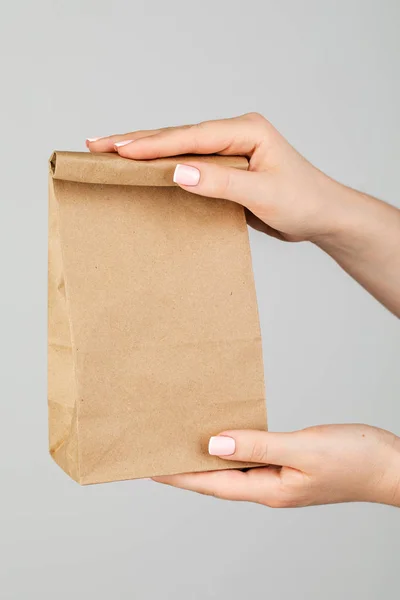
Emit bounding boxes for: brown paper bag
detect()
[48,151,267,484]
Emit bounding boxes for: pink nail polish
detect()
[86,138,101,142]
[173,164,200,186]
[208,436,235,456]
[114,140,134,148]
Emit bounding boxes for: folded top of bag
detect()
[49,151,249,187]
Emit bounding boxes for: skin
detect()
[87,113,400,508]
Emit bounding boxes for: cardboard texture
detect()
[48,151,267,485]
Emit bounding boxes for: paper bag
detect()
[48,151,267,485]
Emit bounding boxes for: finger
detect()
[114,113,269,159]
[208,430,302,467]
[170,160,267,213]
[152,467,283,505]
[86,129,164,153]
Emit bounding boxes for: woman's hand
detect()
[152,425,400,508]
[87,114,400,316]
[86,113,343,243]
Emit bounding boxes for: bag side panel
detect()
[48,178,80,482]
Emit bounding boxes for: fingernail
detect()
[114,140,134,148]
[208,436,235,456]
[86,137,101,142]
[173,164,200,186]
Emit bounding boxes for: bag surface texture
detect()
[48,151,267,484]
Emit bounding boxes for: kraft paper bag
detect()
[48,151,267,485]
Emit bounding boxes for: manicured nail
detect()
[173,164,200,186]
[208,436,236,456]
[114,140,134,148]
[86,137,101,142]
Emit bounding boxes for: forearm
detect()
[314,182,400,317]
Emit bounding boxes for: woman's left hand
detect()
[152,424,400,507]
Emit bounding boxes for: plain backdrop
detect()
[1,1,399,598]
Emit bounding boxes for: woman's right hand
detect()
[87,113,400,316]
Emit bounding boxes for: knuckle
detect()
[189,122,207,153]
[267,496,299,509]
[216,169,233,199]
[188,124,201,152]
[249,439,270,463]
[243,112,267,125]
[263,484,308,509]
[264,497,286,509]
[242,113,272,141]
[275,469,313,508]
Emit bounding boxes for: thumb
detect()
[208,430,300,467]
[172,161,266,211]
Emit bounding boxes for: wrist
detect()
[309,180,400,316]
[364,431,400,507]
[382,435,400,507]
[310,181,372,252]
[311,180,400,256]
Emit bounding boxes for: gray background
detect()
[1,0,399,598]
